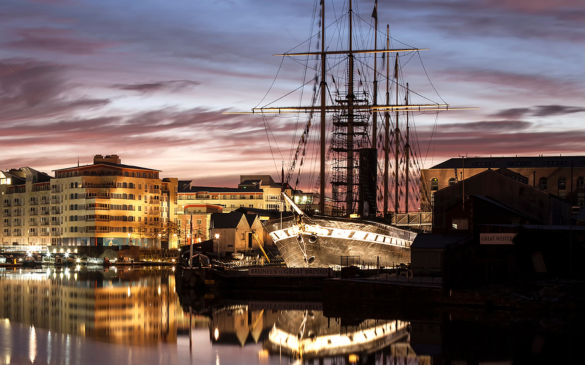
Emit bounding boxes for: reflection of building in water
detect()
[210,305,280,346]
[0,269,177,344]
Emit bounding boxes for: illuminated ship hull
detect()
[264,215,415,268]
[264,310,410,358]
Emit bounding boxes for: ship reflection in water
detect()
[0,268,582,364]
[207,302,426,364]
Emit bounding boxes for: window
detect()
[430,178,439,191]
[578,177,585,190]
[539,177,547,190]
[558,177,567,190]
[197,219,201,225]
[448,178,456,187]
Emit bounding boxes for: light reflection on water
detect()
[0,267,581,364]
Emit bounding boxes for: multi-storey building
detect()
[177,175,290,214]
[1,167,53,247]
[0,155,180,248]
[421,156,585,210]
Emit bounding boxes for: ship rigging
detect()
[226,0,476,220]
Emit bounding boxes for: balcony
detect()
[29,232,38,236]
[40,222,49,226]
[4,202,12,207]
[40,200,50,205]
[30,211,38,216]
[29,221,38,226]
[29,201,38,205]
[41,211,50,215]
[13,202,22,207]
[50,232,61,236]
[50,221,60,226]
[51,199,61,204]
[50,210,62,215]
[51,188,62,193]
[41,231,49,236]
[12,212,22,217]
[86,206,109,211]
[3,223,10,227]
[3,213,11,217]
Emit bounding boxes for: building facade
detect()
[0,155,181,249]
[422,156,585,209]
[177,175,290,213]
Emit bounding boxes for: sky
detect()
[1,0,585,189]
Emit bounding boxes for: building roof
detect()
[429,156,585,170]
[239,179,262,186]
[180,185,261,193]
[212,212,247,229]
[54,162,160,172]
[469,195,537,222]
[411,234,472,249]
[244,214,257,227]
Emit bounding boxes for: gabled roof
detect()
[212,212,248,229]
[244,214,257,227]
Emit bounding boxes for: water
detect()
[0,267,583,364]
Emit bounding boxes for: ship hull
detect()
[264,216,415,268]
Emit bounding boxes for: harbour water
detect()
[0,267,582,364]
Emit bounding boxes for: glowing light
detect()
[349,354,358,363]
[215,233,220,239]
[76,258,80,263]
[64,253,69,258]
[29,326,37,364]
[127,287,131,297]
[27,252,32,257]
[158,285,161,295]
[258,350,269,362]
[214,328,219,340]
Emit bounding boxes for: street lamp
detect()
[215,233,220,259]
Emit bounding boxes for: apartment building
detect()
[177,175,289,213]
[0,155,177,248]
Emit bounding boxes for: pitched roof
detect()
[54,162,160,171]
[212,212,247,229]
[244,214,257,227]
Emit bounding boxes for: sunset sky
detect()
[1,0,584,189]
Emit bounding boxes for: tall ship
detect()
[229,0,473,268]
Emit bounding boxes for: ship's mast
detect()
[372,0,378,150]
[394,54,400,214]
[405,83,410,214]
[383,25,390,217]
[319,0,326,215]
[346,0,355,216]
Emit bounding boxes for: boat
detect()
[265,193,415,268]
[231,0,473,268]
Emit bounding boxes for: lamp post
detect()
[215,233,220,260]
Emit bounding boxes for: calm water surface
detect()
[0,267,582,364]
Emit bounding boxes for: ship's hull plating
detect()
[265,216,416,268]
